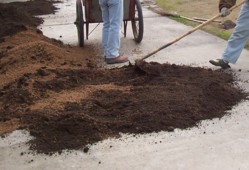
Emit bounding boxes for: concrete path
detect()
[1,0,249,169]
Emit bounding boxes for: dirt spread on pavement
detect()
[0,0,247,155]
[0,0,58,42]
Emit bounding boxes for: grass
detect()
[155,0,249,49]
[214,30,231,40]
[156,0,176,11]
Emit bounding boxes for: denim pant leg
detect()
[222,0,249,64]
[99,0,109,57]
[99,0,123,59]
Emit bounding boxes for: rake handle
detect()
[140,0,246,61]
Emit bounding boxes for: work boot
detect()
[209,59,230,69]
[106,55,128,64]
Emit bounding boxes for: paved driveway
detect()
[1,0,249,169]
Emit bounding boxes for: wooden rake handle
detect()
[140,0,247,61]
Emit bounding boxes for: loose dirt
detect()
[0,0,247,155]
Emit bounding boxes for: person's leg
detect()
[222,1,249,64]
[99,0,109,57]
[105,0,123,58]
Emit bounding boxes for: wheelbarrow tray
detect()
[84,0,136,23]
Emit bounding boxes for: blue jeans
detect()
[99,0,123,59]
[222,0,249,64]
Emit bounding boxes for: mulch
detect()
[0,0,247,155]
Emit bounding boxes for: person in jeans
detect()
[99,0,128,64]
[209,0,249,69]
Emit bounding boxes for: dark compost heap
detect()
[0,0,247,155]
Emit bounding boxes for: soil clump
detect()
[0,0,247,155]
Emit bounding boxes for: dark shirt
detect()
[219,0,236,11]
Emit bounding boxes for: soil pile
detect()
[0,0,57,41]
[0,0,247,155]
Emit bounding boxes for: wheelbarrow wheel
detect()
[132,0,144,43]
[75,0,84,47]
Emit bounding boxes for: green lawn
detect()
[154,0,249,49]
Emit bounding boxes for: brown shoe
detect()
[106,55,128,64]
